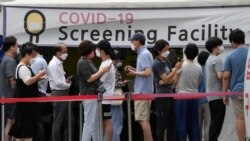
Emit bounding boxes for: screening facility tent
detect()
[1,0,250,141]
[0,0,250,48]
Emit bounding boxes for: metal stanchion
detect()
[98,93,103,141]
[68,101,72,141]
[126,93,132,141]
[79,100,83,141]
[1,97,5,141]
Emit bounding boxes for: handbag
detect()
[111,88,123,106]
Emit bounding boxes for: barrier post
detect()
[79,100,83,141]
[68,101,72,141]
[98,93,103,141]
[1,97,4,141]
[126,93,132,141]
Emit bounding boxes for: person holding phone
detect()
[48,43,71,141]
[77,40,110,141]
[9,42,45,141]
[152,39,182,141]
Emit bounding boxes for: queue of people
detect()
[0,29,248,141]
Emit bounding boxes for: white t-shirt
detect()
[99,59,115,104]
[16,63,32,83]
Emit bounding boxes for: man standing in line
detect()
[223,29,248,141]
[125,33,154,141]
[205,37,225,141]
[175,43,201,141]
[30,43,48,141]
[0,36,19,141]
[48,43,71,141]
[95,40,115,141]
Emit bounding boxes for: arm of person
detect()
[222,56,231,105]
[132,67,152,77]
[214,58,224,80]
[160,62,182,84]
[87,65,110,83]
[127,53,153,77]
[48,65,70,89]
[19,66,46,86]
[6,60,17,89]
[24,70,46,86]
[223,71,231,105]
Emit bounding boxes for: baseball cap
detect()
[95,40,112,55]
[129,33,146,42]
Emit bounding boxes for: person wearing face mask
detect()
[152,39,182,141]
[48,42,71,141]
[105,50,131,141]
[27,43,48,141]
[205,37,225,141]
[125,33,154,141]
[9,42,46,141]
[77,40,110,141]
[95,40,115,141]
[223,29,248,141]
[0,36,19,141]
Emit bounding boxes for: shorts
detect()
[5,104,15,119]
[134,100,151,121]
[102,104,112,120]
[232,97,244,118]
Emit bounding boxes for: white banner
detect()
[3,6,250,47]
[245,45,250,140]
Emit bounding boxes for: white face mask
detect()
[161,50,170,58]
[219,45,224,53]
[16,48,20,55]
[131,44,136,51]
[116,62,123,68]
[29,58,35,65]
[95,50,101,57]
[60,53,68,60]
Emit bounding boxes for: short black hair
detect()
[97,40,112,55]
[153,39,169,56]
[20,42,37,57]
[184,43,199,60]
[78,40,94,56]
[2,36,17,52]
[167,50,178,68]
[205,37,223,53]
[229,29,245,44]
[139,40,145,45]
[198,51,209,66]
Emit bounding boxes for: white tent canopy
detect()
[1,0,250,8]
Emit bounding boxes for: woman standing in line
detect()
[9,42,45,141]
[152,39,182,141]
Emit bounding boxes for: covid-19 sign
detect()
[3,6,250,47]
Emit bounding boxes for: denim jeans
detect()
[82,100,100,141]
[104,105,123,141]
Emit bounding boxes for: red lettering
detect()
[80,13,90,24]
[59,12,68,24]
[69,12,80,25]
[97,13,107,24]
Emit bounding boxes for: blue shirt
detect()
[223,47,248,94]
[198,65,207,104]
[30,54,48,93]
[134,46,154,94]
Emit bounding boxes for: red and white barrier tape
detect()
[0,92,242,103]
